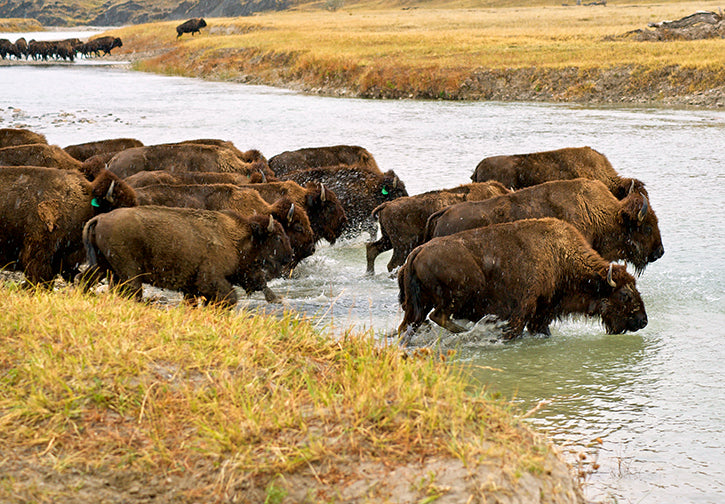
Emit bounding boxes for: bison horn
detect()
[287,203,295,224]
[259,169,267,183]
[268,214,275,233]
[320,183,326,202]
[393,176,399,189]
[105,180,115,203]
[628,180,635,195]
[637,194,648,222]
[607,263,617,288]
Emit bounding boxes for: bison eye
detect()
[616,290,632,303]
[643,225,652,236]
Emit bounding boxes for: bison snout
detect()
[628,312,648,332]
[649,244,665,262]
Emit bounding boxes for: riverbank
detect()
[0,282,586,503]
[79,1,725,108]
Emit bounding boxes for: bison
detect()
[134,183,316,273]
[0,143,84,172]
[80,36,122,57]
[365,181,511,275]
[281,165,408,239]
[124,170,258,188]
[80,207,292,308]
[176,18,207,38]
[424,178,664,274]
[236,180,348,245]
[470,146,646,200]
[0,166,137,286]
[0,38,20,59]
[64,138,144,162]
[398,217,648,343]
[0,128,47,148]
[269,145,380,177]
[106,143,268,179]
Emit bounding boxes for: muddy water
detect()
[1,54,723,503]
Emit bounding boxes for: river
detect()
[1,42,723,503]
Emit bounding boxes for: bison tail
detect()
[422,208,446,243]
[82,216,100,267]
[371,201,388,220]
[397,248,425,325]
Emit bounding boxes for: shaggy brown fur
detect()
[269,145,380,177]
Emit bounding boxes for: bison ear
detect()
[619,193,648,228]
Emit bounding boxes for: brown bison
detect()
[470,146,646,200]
[0,128,47,148]
[134,183,316,273]
[174,139,268,165]
[64,138,144,162]
[0,38,20,59]
[0,143,84,172]
[281,165,408,239]
[424,178,664,274]
[398,218,648,343]
[80,36,122,57]
[236,181,347,245]
[81,207,292,308]
[365,181,511,275]
[269,145,381,177]
[124,170,258,188]
[106,143,268,179]
[0,166,137,286]
[176,18,207,38]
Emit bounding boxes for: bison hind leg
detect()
[429,308,467,333]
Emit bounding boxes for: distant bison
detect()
[282,165,408,238]
[365,181,510,275]
[80,36,122,57]
[424,178,664,274]
[269,145,380,177]
[0,166,137,286]
[0,143,84,173]
[0,128,47,148]
[81,207,292,308]
[398,218,648,343]
[64,138,144,162]
[106,143,271,179]
[470,146,646,200]
[176,18,207,38]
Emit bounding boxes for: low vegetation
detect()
[0,281,581,502]
[98,1,725,104]
[0,18,43,31]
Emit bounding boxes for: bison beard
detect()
[397,218,648,344]
[80,207,293,308]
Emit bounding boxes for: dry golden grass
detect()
[0,18,44,32]
[103,1,725,101]
[0,281,552,501]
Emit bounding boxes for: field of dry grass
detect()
[0,281,585,503]
[101,1,725,104]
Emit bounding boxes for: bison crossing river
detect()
[0,131,662,342]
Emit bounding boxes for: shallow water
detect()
[1,52,723,503]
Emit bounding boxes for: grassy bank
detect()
[0,18,43,32]
[103,0,725,105]
[0,282,583,503]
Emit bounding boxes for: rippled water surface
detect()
[1,54,723,503]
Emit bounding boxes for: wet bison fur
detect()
[269,145,380,177]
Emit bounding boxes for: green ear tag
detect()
[91,198,100,208]
[381,186,389,196]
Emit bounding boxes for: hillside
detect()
[0,0,291,26]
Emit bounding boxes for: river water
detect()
[1,44,723,503]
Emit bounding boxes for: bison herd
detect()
[0,36,123,62]
[0,127,664,344]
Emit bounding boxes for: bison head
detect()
[380,170,408,200]
[270,197,315,265]
[248,214,293,280]
[90,170,137,213]
[305,182,347,245]
[617,192,665,274]
[595,264,648,334]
